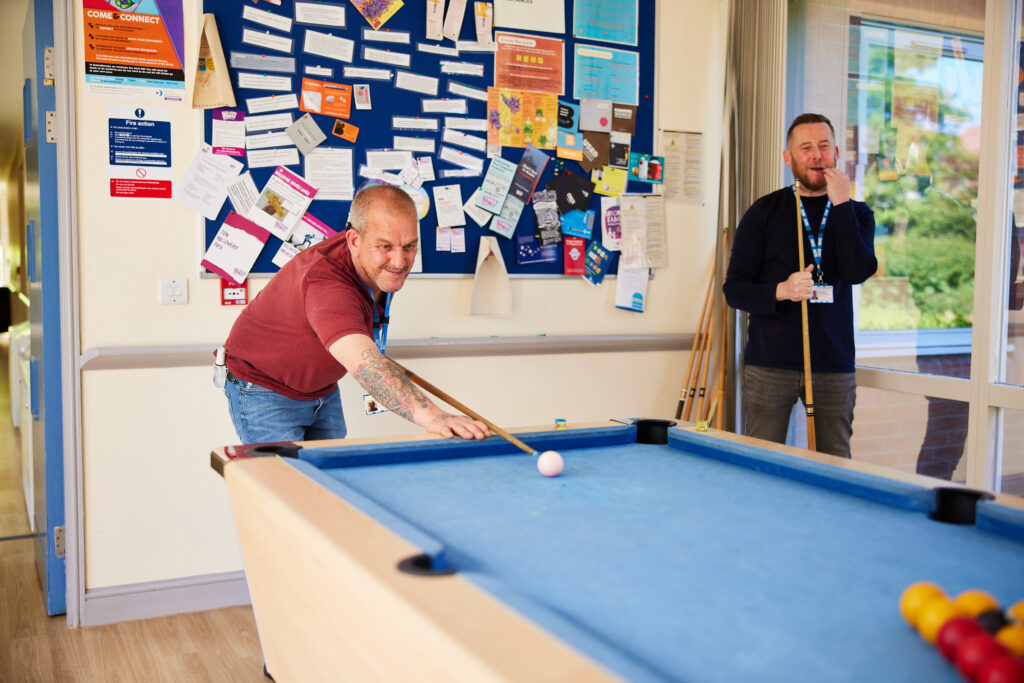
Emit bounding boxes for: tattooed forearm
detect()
[352,349,433,422]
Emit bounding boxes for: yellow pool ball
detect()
[953,589,1000,617]
[1007,599,1024,624]
[917,596,968,644]
[996,624,1024,657]
[900,581,946,627]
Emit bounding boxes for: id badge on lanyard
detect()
[373,292,391,354]
[362,285,392,414]
[796,185,834,304]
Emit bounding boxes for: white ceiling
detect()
[0,0,32,176]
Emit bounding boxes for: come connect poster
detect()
[83,0,185,102]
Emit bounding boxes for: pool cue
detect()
[387,357,538,456]
[794,181,817,451]
[715,295,727,428]
[675,266,714,419]
[709,296,728,428]
[693,293,715,421]
[684,282,714,422]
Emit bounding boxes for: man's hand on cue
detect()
[777,264,815,302]
[426,413,492,440]
[823,167,850,205]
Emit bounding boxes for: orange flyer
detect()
[332,120,360,143]
[300,78,353,120]
[83,0,185,101]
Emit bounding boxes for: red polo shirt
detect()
[224,233,384,400]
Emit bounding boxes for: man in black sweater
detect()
[723,113,878,457]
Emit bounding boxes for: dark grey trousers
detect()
[741,364,856,458]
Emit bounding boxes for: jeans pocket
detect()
[239,380,273,394]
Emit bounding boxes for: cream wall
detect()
[75,1,728,591]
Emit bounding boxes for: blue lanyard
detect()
[361,281,392,355]
[794,185,830,281]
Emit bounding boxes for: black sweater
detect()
[723,187,877,373]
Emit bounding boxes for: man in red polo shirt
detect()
[222,184,490,443]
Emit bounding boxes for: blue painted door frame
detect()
[24,0,66,616]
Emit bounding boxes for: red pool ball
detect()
[958,633,1011,682]
[939,617,988,662]
[977,655,1024,683]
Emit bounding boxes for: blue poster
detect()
[573,0,639,46]
[573,45,640,106]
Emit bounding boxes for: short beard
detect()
[797,173,826,193]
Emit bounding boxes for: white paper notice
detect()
[426,0,445,41]
[294,1,346,27]
[618,194,667,269]
[248,147,300,168]
[245,112,294,132]
[448,81,488,101]
[417,42,459,57]
[305,147,354,200]
[456,40,496,53]
[246,131,294,150]
[343,67,393,80]
[443,0,468,41]
[470,236,511,316]
[365,149,414,170]
[363,47,411,67]
[442,128,487,152]
[423,98,468,114]
[174,147,243,219]
[242,28,294,54]
[494,0,564,33]
[463,187,492,226]
[436,226,451,251]
[395,71,439,96]
[439,145,484,173]
[445,117,488,131]
[362,28,410,43]
[227,172,260,214]
[661,130,704,204]
[615,268,649,313]
[304,29,355,63]
[450,227,466,252]
[392,116,439,131]
[212,115,246,154]
[237,72,292,91]
[394,136,436,153]
[433,184,466,228]
[399,160,423,187]
[305,65,334,77]
[247,93,299,113]
[441,61,485,76]
[417,156,436,181]
[242,5,293,33]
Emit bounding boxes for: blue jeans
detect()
[223,374,347,443]
[741,364,855,458]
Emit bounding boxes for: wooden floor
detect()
[0,336,268,682]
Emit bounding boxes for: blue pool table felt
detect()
[285,426,1024,683]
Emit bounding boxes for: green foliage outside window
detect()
[852,21,981,331]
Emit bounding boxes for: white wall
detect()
[75,0,728,591]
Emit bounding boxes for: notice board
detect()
[200,0,657,277]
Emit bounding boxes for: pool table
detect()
[211,420,1024,683]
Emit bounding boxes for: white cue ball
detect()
[537,450,564,477]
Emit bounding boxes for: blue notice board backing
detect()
[200,0,656,276]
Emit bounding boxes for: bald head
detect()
[346,184,417,235]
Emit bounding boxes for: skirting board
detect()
[81,570,250,627]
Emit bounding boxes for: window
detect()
[849,18,983,375]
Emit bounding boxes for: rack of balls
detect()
[900,581,1024,682]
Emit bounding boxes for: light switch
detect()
[159,277,188,305]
